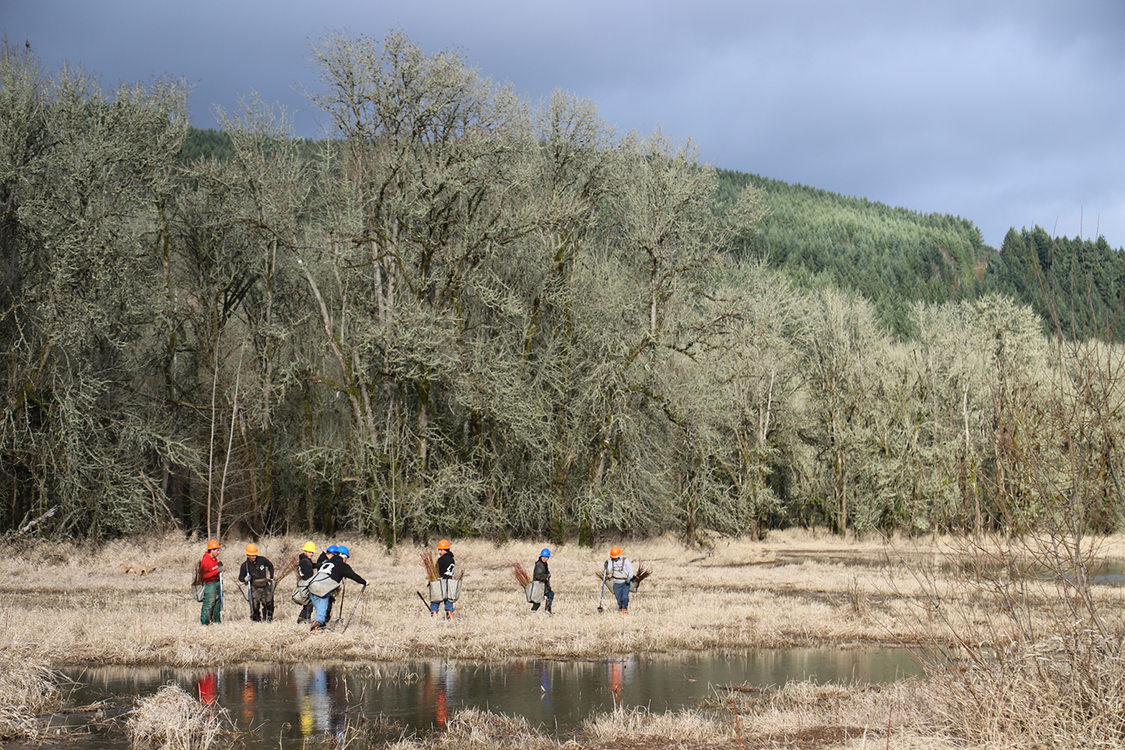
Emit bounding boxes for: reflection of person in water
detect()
[423,659,456,730]
[538,662,552,720]
[609,662,624,702]
[330,670,349,742]
[437,660,455,730]
[240,672,257,723]
[197,672,218,705]
[309,667,331,732]
[294,664,316,736]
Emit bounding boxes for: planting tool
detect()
[336,582,345,623]
[417,590,430,612]
[248,578,254,620]
[597,566,607,613]
[341,584,365,634]
[218,570,224,623]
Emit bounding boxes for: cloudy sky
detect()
[7,0,1124,249]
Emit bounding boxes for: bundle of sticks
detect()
[421,551,439,582]
[511,562,531,588]
[593,563,652,585]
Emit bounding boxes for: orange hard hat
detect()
[206,540,221,551]
[610,546,622,559]
[437,539,451,550]
[245,543,258,555]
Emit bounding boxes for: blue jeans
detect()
[311,592,332,625]
[613,581,630,611]
[430,599,454,614]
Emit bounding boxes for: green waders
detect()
[200,580,222,625]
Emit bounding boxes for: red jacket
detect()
[200,551,221,583]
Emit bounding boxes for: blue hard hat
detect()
[540,548,551,558]
[336,545,350,557]
[327,544,339,554]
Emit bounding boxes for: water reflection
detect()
[65,649,920,749]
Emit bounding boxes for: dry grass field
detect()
[0,528,1033,666]
[5,528,1125,748]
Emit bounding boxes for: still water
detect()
[59,649,920,747]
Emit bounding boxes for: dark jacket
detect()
[533,558,550,583]
[317,557,366,587]
[437,550,455,579]
[298,555,316,581]
[239,556,274,584]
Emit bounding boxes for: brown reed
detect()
[421,551,439,582]
[511,562,531,588]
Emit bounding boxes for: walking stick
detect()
[417,591,431,613]
[341,585,365,634]
[218,570,224,624]
[248,578,254,621]
[597,565,607,613]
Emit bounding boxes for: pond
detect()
[51,648,920,748]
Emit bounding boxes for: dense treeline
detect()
[3,35,1124,544]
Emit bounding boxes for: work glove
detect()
[217,562,224,571]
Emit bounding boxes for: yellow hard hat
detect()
[245,543,258,555]
[437,539,451,550]
[610,546,622,559]
[302,541,317,553]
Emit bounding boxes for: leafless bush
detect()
[900,325,1125,747]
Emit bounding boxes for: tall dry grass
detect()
[0,653,61,740]
[5,528,1125,669]
[126,683,235,750]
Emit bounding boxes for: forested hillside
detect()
[717,170,1125,340]
[4,34,1125,545]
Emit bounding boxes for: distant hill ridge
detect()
[716,168,1125,340]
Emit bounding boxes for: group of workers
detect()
[198,538,637,627]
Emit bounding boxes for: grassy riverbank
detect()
[3,528,1124,666]
[0,529,949,665]
[4,529,1125,748]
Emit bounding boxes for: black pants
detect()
[250,581,274,621]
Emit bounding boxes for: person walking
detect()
[308,545,366,632]
[296,541,318,624]
[605,546,634,615]
[531,548,553,614]
[430,539,456,619]
[238,543,276,622]
[199,539,223,625]
[316,545,339,622]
